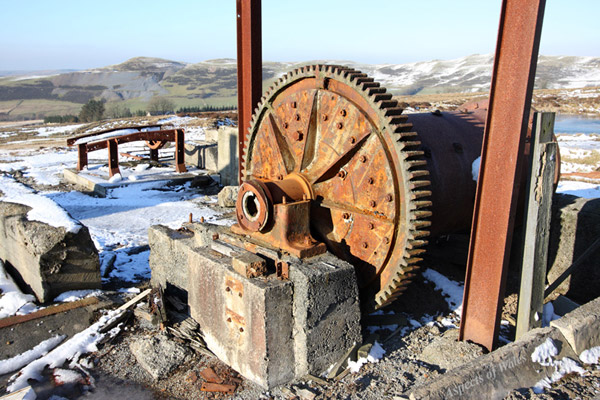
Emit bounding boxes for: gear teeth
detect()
[379,100,397,108]
[408,248,427,257]
[410,190,432,199]
[393,124,414,134]
[389,116,408,125]
[407,160,428,169]
[408,239,429,249]
[409,170,430,179]
[413,210,433,219]
[411,200,432,209]
[385,107,404,117]
[374,93,393,102]
[409,230,430,239]
[412,221,432,230]
[409,180,431,190]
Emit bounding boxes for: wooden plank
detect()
[117,288,151,311]
[0,297,99,329]
[0,386,35,400]
[515,112,557,340]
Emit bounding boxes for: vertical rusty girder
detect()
[459,0,546,351]
[236,0,262,184]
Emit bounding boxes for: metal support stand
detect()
[459,0,546,351]
[108,139,120,177]
[515,112,557,340]
[236,0,262,184]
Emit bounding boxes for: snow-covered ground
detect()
[0,117,598,395]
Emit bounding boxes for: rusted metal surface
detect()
[200,382,236,394]
[199,367,223,383]
[66,124,162,146]
[232,173,326,258]
[276,260,289,280]
[459,0,546,351]
[236,0,262,184]
[74,129,186,177]
[237,65,431,310]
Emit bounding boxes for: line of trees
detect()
[177,105,237,113]
[43,97,237,124]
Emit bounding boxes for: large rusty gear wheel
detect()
[241,65,432,310]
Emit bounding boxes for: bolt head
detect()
[337,122,343,129]
[342,212,350,219]
[340,109,347,117]
[295,114,301,121]
[359,155,367,163]
[369,200,376,207]
[337,170,347,179]
[349,136,356,144]
[383,237,390,244]
[368,222,375,230]
[362,242,369,249]
[322,114,328,121]
[283,122,289,129]
[368,177,374,184]
[277,174,283,180]
[386,194,393,202]
[291,101,297,108]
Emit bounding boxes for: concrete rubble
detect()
[130,332,191,380]
[0,201,100,302]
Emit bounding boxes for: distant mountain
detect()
[1,54,598,120]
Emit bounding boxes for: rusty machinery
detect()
[230,65,503,311]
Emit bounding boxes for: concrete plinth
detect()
[184,142,217,171]
[149,223,362,388]
[217,127,238,186]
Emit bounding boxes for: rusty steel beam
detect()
[236,0,262,184]
[67,124,163,146]
[459,0,546,351]
[108,139,120,177]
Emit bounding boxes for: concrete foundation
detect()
[149,223,362,388]
[0,202,100,302]
[184,142,217,171]
[547,194,600,303]
[217,127,238,186]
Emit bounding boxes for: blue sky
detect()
[1,0,598,70]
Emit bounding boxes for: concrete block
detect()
[205,128,219,143]
[0,202,100,302]
[148,225,195,298]
[188,250,295,388]
[550,297,600,355]
[409,327,579,400]
[184,142,217,171]
[217,127,238,186]
[547,194,600,303]
[289,255,362,377]
[130,332,190,380]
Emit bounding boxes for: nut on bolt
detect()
[342,212,350,220]
[337,170,347,179]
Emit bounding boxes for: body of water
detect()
[554,115,600,134]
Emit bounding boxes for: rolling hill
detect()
[0,54,598,121]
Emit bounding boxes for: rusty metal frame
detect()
[459,0,546,351]
[75,129,186,177]
[236,0,262,184]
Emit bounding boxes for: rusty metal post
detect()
[149,148,159,162]
[236,0,262,184]
[459,0,546,351]
[108,139,120,177]
[175,128,187,173]
[77,143,88,171]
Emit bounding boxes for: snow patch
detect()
[0,175,81,233]
[471,156,481,182]
[0,260,39,318]
[54,290,103,303]
[580,347,600,365]
[422,268,464,314]
[531,337,558,366]
[7,309,123,392]
[0,335,65,375]
[347,341,386,373]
